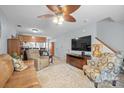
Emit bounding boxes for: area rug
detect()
[37,56,124,88]
[37,62,94,88]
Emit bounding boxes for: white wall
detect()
[55,19,124,60]
[55,24,97,59]
[0,9,16,54]
[97,20,124,52]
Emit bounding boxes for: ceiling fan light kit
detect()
[38,5,81,24]
[53,17,58,23]
[53,14,64,25]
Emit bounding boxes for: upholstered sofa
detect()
[83,52,123,88]
[26,49,50,71]
[0,54,41,88]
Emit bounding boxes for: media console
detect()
[66,53,91,69]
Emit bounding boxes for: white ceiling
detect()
[0,5,124,38]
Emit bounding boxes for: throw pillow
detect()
[12,58,28,71]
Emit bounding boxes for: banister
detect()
[95,37,117,53]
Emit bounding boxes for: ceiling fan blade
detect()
[37,14,54,19]
[47,5,62,14]
[64,15,76,22]
[62,5,81,14]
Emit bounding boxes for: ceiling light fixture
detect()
[53,17,58,23]
[32,28,39,33]
[53,14,64,25]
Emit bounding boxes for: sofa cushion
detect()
[0,54,14,87]
[12,58,28,71]
[4,62,41,88]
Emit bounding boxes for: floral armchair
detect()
[83,52,124,88]
[26,49,50,71]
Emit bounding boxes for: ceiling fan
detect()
[38,5,81,24]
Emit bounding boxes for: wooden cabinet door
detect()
[8,39,20,56]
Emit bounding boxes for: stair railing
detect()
[95,37,118,53]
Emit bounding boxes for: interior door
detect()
[50,42,55,56]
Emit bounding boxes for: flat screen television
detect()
[71,35,91,51]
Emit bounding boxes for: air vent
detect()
[17,24,22,27]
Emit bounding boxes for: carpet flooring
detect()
[37,60,124,88]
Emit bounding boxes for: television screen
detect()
[72,35,91,51]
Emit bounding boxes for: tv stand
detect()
[66,53,91,69]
